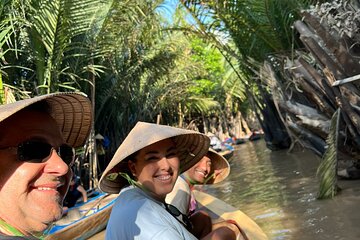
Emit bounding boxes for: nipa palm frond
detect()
[0,73,4,104]
[317,108,341,199]
[185,96,220,114]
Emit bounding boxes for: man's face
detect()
[185,154,211,184]
[0,110,72,235]
[128,139,180,201]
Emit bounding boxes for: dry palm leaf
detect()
[317,108,340,199]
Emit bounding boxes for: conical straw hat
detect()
[204,148,230,184]
[99,121,210,194]
[95,133,104,140]
[0,92,92,147]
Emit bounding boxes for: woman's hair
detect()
[122,150,140,181]
[125,150,139,163]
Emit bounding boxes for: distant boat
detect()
[234,138,246,145]
[45,191,118,240]
[249,133,262,141]
[223,137,235,145]
[216,143,234,160]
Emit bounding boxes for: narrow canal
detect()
[201,140,360,240]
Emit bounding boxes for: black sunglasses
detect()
[0,140,75,166]
[165,203,193,231]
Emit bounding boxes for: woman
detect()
[99,121,238,239]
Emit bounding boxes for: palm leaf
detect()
[0,72,4,104]
[0,23,13,57]
[185,96,220,113]
[26,0,103,92]
[317,108,341,199]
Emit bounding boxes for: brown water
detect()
[201,140,360,240]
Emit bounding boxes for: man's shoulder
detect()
[175,176,191,191]
[166,176,192,214]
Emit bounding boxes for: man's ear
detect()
[128,160,136,176]
[214,169,223,177]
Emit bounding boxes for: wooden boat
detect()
[45,191,118,240]
[218,143,234,160]
[248,130,264,141]
[223,137,236,145]
[235,138,246,145]
[88,190,268,240]
[219,148,234,160]
[194,190,268,240]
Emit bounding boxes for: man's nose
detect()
[43,149,70,175]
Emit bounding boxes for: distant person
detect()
[0,93,92,238]
[207,132,222,152]
[63,176,88,210]
[95,133,107,173]
[166,149,246,239]
[99,121,240,239]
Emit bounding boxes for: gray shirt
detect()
[166,177,191,215]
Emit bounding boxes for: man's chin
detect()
[194,177,206,184]
[40,205,63,222]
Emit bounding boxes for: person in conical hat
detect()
[99,121,239,240]
[166,148,232,238]
[0,92,92,238]
[167,149,230,212]
[185,148,230,185]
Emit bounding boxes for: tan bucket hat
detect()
[203,148,230,184]
[0,92,92,147]
[99,121,210,194]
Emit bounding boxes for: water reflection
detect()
[200,140,360,240]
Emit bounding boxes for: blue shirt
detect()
[106,186,197,240]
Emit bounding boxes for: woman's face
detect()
[128,138,180,201]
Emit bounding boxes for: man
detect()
[0,92,92,239]
[167,148,230,214]
[166,148,232,239]
[63,175,88,214]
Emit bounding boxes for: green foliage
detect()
[185,96,220,114]
[190,37,224,77]
[0,72,4,104]
[317,109,341,199]
[183,0,318,60]
[180,0,321,136]
[188,79,215,95]
[0,0,105,95]
[0,0,294,153]
[180,0,321,95]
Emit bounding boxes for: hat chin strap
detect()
[132,174,138,181]
[182,174,197,186]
